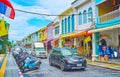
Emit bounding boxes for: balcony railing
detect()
[99,9,120,23]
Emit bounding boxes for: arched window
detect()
[79,12,82,25]
[68,16,70,33]
[65,18,67,33]
[72,14,75,32]
[62,20,64,34]
[83,10,87,24]
[88,7,93,22]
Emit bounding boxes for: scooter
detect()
[21,55,41,73]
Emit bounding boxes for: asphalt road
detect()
[23,59,120,77]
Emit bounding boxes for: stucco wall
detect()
[100,29,119,47]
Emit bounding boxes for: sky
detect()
[1,0,74,42]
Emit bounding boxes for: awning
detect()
[60,33,74,39]
[70,32,92,39]
[88,24,120,33]
[53,39,59,42]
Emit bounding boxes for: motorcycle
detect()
[21,55,41,73]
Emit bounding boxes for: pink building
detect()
[45,23,54,53]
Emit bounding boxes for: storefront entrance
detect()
[97,29,120,62]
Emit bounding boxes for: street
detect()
[23,59,120,77]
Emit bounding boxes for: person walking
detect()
[7,44,11,55]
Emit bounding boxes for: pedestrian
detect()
[7,44,11,55]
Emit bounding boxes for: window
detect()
[88,7,93,22]
[79,12,82,25]
[72,14,75,32]
[65,18,67,33]
[83,10,87,24]
[62,20,64,34]
[55,26,59,35]
[68,16,70,33]
[39,33,42,38]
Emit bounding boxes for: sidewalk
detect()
[5,53,23,77]
[87,59,120,71]
[0,54,5,67]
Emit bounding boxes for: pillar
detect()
[92,32,99,61]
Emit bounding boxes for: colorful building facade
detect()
[89,0,120,61]
[46,23,54,53]
[38,27,46,42]
[59,7,75,48]
[70,0,96,59]
[53,17,60,48]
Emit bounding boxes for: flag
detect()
[0,17,8,36]
[0,0,15,19]
[84,36,91,43]
[5,21,9,33]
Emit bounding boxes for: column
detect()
[92,33,98,61]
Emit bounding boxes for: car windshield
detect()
[35,48,45,51]
[61,48,77,56]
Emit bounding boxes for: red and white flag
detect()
[0,0,15,19]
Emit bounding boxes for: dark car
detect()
[49,48,87,71]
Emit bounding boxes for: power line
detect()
[15,9,82,16]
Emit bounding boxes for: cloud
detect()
[6,0,53,41]
[37,0,74,14]
[5,0,74,41]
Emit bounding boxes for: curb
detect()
[12,55,24,77]
[87,62,120,71]
[0,54,8,77]
[95,60,120,65]
[18,69,23,77]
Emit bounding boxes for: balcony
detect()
[99,9,120,23]
[75,22,94,33]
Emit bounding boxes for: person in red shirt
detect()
[7,44,11,54]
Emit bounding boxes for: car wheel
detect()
[81,68,86,71]
[49,60,53,66]
[60,62,65,71]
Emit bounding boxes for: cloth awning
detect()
[88,24,120,33]
[70,31,92,39]
[60,33,74,39]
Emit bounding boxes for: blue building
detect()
[89,0,120,61]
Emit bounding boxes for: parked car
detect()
[49,48,87,71]
[33,42,47,58]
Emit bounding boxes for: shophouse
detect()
[46,23,54,53]
[38,27,47,42]
[52,17,60,48]
[89,0,120,61]
[30,31,38,49]
[59,7,75,48]
[71,0,96,59]
[24,36,31,48]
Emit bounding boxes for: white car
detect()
[35,48,47,58]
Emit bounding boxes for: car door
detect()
[49,49,56,64]
[54,49,62,66]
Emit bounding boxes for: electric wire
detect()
[15,9,86,16]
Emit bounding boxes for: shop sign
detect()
[84,36,91,43]
[100,34,109,38]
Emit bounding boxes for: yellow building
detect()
[59,7,75,48]
[38,26,47,42]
